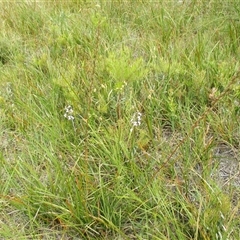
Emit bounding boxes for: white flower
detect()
[130,112,142,132]
[64,105,74,121]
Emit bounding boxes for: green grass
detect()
[0,1,240,239]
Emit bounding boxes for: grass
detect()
[0,1,240,239]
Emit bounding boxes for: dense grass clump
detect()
[0,1,240,239]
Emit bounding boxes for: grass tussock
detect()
[0,1,240,239]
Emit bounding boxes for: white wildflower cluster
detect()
[130,112,142,132]
[64,105,74,121]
